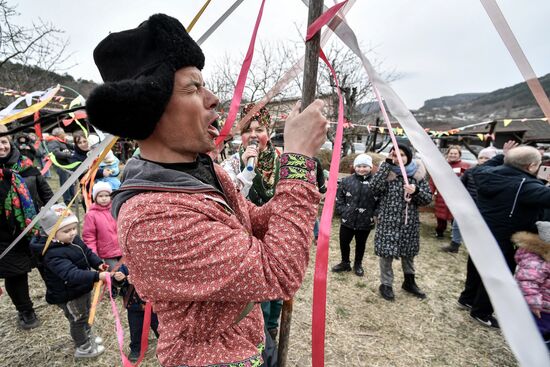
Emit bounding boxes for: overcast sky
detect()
[12,0,550,109]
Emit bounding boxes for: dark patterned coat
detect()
[371,161,432,258]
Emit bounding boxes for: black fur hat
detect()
[86,14,205,140]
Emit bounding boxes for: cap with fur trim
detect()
[353,153,373,168]
[86,14,205,140]
[92,181,113,201]
[40,204,79,235]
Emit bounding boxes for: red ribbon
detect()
[305,2,348,367]
[214,0,267,147]
[40,158,52,176]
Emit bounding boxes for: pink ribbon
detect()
[305,2,347,367]
[214,0,267,147]
[105,274,152,367]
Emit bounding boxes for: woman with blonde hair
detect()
[430,145,470,238]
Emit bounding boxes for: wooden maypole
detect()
[277,1,323,366]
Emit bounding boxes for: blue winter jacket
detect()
[30,235,104,304]
[474,154,550,254]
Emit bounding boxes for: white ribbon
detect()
[0,135,116,261]
[301,1,550,365]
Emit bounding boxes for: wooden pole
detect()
[278,1,323,366]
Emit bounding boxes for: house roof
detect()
[454,120,550,142]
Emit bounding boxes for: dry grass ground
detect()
[0,174,517,366]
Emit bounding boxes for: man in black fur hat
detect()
[86,14,328,367]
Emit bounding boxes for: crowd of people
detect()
[0,12,549,367]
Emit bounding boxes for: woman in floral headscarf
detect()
[221,103,282,350]
[0,125,47,330]
[221,103,280,206]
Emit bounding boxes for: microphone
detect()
[246,138,258,172]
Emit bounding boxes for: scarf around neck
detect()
[0,167,38,237]
[238,141,280,205]
[0,146,38,177]
[391,159,418,178]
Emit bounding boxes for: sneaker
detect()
[87,329,103,345]
[331,262,352,273]
[18,310,40,330]
[128,350,140,363]
[74,342,105,358]
[353,264,364,277]
[470,313,499,328]
[457,299,472,310]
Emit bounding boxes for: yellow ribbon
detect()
[88,281,103,326]
[0,85,60,125]
[187,0,212,32]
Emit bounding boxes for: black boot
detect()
[331,262,352,273]
[441,241,460,253]
[353,263,364,277]
[379,284,394,301]
[402,274,426,299]
[18,309,40,330]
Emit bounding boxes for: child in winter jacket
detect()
[370,145,432,301]
[332,154,377,277]
[30,204,109,359]
[513,221,550,347]
[83,182,122,269]
[112,264,159,362]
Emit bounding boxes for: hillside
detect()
[416,73,550,128]
[0,61,98,108]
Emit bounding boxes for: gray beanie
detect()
[536,221,550,243]
[40,204,79,235]
[353,153,373,168]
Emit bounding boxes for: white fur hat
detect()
[536,221,550,243]
[92,181,112,201]
[353,153,373,168]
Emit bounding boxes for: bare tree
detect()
[0,0,73,91]
[206,41,302,107]
[318,43,400,155]
[205,39,399,154]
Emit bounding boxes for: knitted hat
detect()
[92,181,112,201]
[86,14,205,140]
[354,153,373,168]
[536,221,550,243]
[478,147,498,159]
[40,204,79,235]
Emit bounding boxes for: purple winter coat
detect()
[513,231,550,314]
[82,203,122,259]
